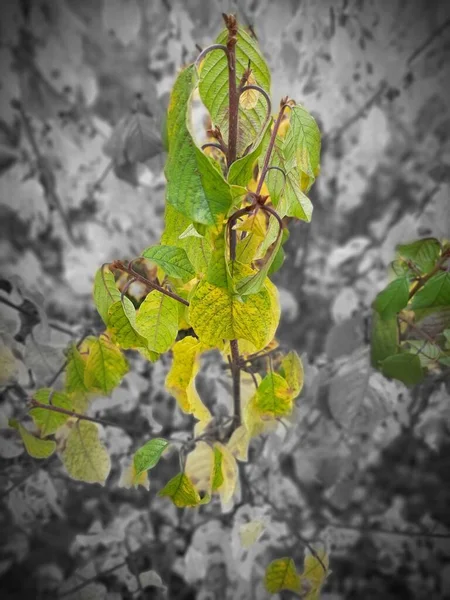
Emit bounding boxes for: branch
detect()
[111,260,189,307]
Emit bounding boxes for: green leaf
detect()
[60,421,111,485]
[84,336,129,394]
[108,297,149,349]
[161,204,212,275]
[371,311,399,367]
[30,389,72,437]
[227,119,271,187]
[444,329,450,349]
[253,372,293,418]
[211,446,224,492]
[9,419,56,459]
[264,558,301,594]
[133,438,169,476]
[284,104,321,190]
[189,266,280,352]
[65,345,88,395]
[165,65,232,225]
[206,232,229,289]
[412,272,450,310]
[396,238,441,273]
[373,276,410,319]
[93,266,121,326]
[158,472,201,507]
[142,245,195,282]
[199,28,271,156]
[267,244,285,276]
[380,353,424,386]
[135,291,178,353]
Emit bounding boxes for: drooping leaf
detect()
[135,291,178,354]
[9,419,56,459]
[189,266,280,352]
[65,345,88,396]
[165,65,232,224]
[165,336,211,423]
[199,28,271,155]
[279,350,304,398]
[142,245,195,282]
[300,547,330,600]
[264,557,301,594]
[283,104,321,191]
[133,438,169,476]
[158,472,201,507]
[227,424,250,462]
[396,238,441,273]
[380,353,424,386]
[185,441,215,496]
[93,266,121,326]
[108,297,148,349]
[30,389,71,437]
[84,335,129,395]
[213,442,238,504]
[412,272,450,310]
[373,276,410,319]
[60,421,111,485]
[371,311,399,367]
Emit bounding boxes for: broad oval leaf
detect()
[135,291,178,354]
[373,276,410,319]
[60,421,111,485]
[142,245,195,282]
[84,335,129,395]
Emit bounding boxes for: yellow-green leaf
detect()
[135,291,178,354]
[301,548,330,600]
[158,472,201,507]
[252,372,293,418]
[264,557,301,594]
[280,350,304,398]
[9,419,56,459]
[65,345,88,395]
[84,335,129,395]
[93,266,121,326]
[108,297,148,349]
[142,245,195,282]
[185,441,215,496]
[30,389,72,437]
[60,421,111,485]
[213,442,238,504]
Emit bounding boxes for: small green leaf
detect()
[412,272,450,310]
[371,311,399,367]
[30,389,72,437]
[396,238,441,273]
[212,446,224,492]
[9,419,56,459]
[142,245,195,282]
[380,353,424,386]
[65,345,88,395]
[84,336,129,394]
[264,558,301,594]
[135,291,179,353]
[133,438,169,476]
[93,266,121,326]
[373,277,410,319]
[158,472,201,507]
[60,421,111,485]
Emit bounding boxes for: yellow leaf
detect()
[60,421,111,485]
[84,335,128,395]
[165,336,211,423]
[227,424,250,462]
[214,442,238,504]
[280,350,304,398]
[239,72,258,109]
[185,441,215,496]
[118,461,150,490]
[264,557,301,594]
[9,419,56,459]
[135,291,179,353]
[159,472,201,507]
[189,267,280,352]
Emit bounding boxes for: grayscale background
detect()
[0,1,449,599]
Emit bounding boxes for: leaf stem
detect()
[256,99,289,194]
[194,43,228,70]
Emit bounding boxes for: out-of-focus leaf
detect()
[264,557,301,594]
[60,421,111,485]
[396,238,441,273]
[380,353,424,386]
[371,311,399,367]
[373,276,410,319]
[9,419,56,459]
[102,0,142,46]
[412,272,450,310]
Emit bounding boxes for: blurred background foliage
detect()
[0,0,449,598]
